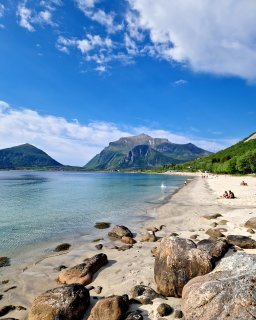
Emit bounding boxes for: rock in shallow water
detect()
[182,253,256,320]
[58,253,108,285]
[0,257,10,268]
[54,243,71,252]
[154,237,213,297]
[28,284,90,320]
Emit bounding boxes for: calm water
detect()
[0,171,186,257]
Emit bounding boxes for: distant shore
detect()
[1,173,256,319]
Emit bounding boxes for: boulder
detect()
[245,217,256,230]
[227,235,256,249]
[94,222,111,229]
[108,225,133,239]
[121,236,136,245]
[130,285,164,305]
[88,295,129,320]
[54,243,71,252]
[174,310,183,318]
[154,237,212,297]
[197,238,229,262]
[58,253,108,285]
[205,228,224,238]
[28,284,90,320]
[182,253,256,320]
[0,257,10,268]
[157,303,173,316]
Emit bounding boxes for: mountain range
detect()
[84,134,211,170]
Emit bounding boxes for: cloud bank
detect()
[0,100,236,166]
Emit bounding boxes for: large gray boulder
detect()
[88,295,129,320]
[154,237,213,297]
[182,253,256,320]
[58,253,108,285]
[197,238,229,262]
[28,284,90,320]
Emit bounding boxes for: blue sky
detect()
[0,0,256,165]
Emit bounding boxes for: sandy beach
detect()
[1,173,256,319]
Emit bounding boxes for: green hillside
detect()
[172,133,256,174]
[0,143,63,169]
[84,134,211,170]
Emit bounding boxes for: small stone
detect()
[210,222,218,227]
[87,285,94,291]
[94,286,102,294]
[95,244,103,250]
[125,310,143,320]
[202,214,222,220]
[157,303,173,317]
[247,229,255,234]
[108,225,133,239]
[218,220,228,225]
[190,234,199,240]
[54,265,67,272]
[174,309,183,318]
[94,222,111,229]
[92,238,104,242]
[1,280,9,284]
[244,217,256,230]
[205,228,224,238]
[54,243,71,252]
[0,257,10,268]
[170,232,179,236]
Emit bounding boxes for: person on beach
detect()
[228,190,235,199]
[240,181,248,186]
[223,191,228,198]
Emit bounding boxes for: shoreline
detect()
[1,174,256,319]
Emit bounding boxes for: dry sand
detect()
[1,174,256,319]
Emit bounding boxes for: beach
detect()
[1,173,256,319]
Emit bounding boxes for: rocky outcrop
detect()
[244,217,256,230]
[28,284,90,320]
[197,238,229,262]
[227,235,256,249]
[130,285,164,305]
[88,295,129,320]
[182,253,256,320]
[154,237,212,297]
[58,253,108,285]
[108,226,133,239]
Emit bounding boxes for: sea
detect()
[0,171,186,259]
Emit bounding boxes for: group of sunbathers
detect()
[223,190,235,199]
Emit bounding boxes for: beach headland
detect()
[1,173,256,319]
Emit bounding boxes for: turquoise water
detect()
[0,171,186,257]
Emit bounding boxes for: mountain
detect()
[0,143,63,169]
[173,132,256,174]
[84,134,211,170]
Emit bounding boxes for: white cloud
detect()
[0,100,236,166]
[173,79,187,86]
[17,1,59,31]
[75,0,99,13]
[90,9,123,33]
[17,3,35,31]
[129,0,256,81]
[0,3,4,17]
